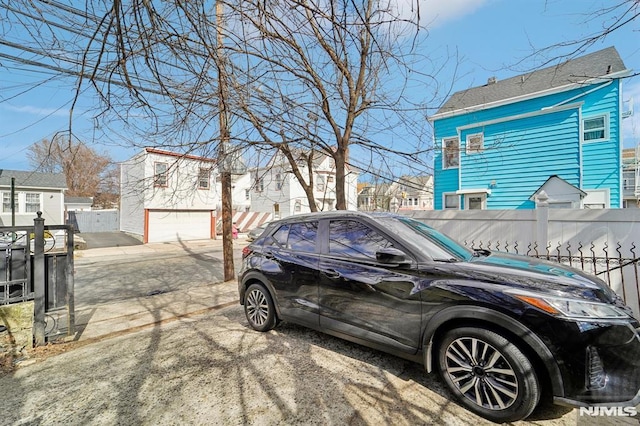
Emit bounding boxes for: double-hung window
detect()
[443,138,459,169]
[443,193,459,210]
[25,193,41,213]
[583,115,608,142]
[1,192,41,214]
[198,168,210,189]
[154,162,168,187]
[2,192,18,213]
[466,133,484,154]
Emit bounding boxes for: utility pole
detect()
[217,1,234,281]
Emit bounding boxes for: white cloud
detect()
[1,103,69,117]
[623,78,640,147]
[393,0,491,28]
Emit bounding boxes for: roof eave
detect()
[428,68,632,122]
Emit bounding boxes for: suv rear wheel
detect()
[244,283,277,332]
[437,327,540,423]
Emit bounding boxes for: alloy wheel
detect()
[246,288,269,327]
[444,336,519,410]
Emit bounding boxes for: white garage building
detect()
[120,148,219,243]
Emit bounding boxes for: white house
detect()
[120,148,219,243]
[388,175,434,212]
[64,196,93,212]
[250,149,358,219]
[0,170,67,226]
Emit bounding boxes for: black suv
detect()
[238,211,640,422]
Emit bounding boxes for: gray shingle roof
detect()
[0,169,67,189]
[65,196,93,204]
[435,47,627,116]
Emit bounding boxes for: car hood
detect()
[440,251,618,303]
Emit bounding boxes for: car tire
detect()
[437,327,540,423]
[244,283,277,332]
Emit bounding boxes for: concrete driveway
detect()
[1,303,581,425]
[78,232,142,249]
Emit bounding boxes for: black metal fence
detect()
[0,214,75,345]
[463,239,640,316]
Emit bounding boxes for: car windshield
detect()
[379,216,474,261]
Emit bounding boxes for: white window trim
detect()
[582,113,610,143]
[1,191,43,214]
[463,193,487,210]
[154,162,168,187]
[197,168,210,189]
[583,188,610,208]
[443,192,460,210]
[466,133,484,154]
[442,137,460,170]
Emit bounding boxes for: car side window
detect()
[286,222,317,252]
[329,220,393,260]
[267,224,290,247]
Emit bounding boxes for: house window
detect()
[443,137,459,169]
[2,192,19,213]
[275,173,283,190]
[253,173,264,192]
[154,162,168,187]
[466,133,484,154]
[464,193,486,210]
[583,189,610,209]
[316,175,326,192]
[294,200,302,212]
[25,193,41,213]
[245,189,250,200]
[327,175,334,184]
[443,192,459,210]
[583,115,608,142]
[1,192,41,214]
[198,168,210,189]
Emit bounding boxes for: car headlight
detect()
[505,290,630,320]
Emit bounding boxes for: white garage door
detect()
[148,210,212,243]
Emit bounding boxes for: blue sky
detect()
[1,0,639,171]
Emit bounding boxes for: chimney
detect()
[487,76,497,85]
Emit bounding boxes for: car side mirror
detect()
[376,247,410,266]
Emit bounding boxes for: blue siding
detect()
[461,108,580,209]
[581,83,621,207]
[433,81,622,209]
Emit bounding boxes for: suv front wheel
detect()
[437,327,540,423]
[244,283,277,332]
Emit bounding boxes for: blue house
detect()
[430,47,631,210]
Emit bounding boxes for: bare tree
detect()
[226,0,437,209]
[1,0,440,206]
[517,1,639,76]
[27,136,114,199]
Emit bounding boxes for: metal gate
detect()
[68,210,119,233]
[1,215,75,345]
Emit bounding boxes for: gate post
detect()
[535,191,549,251]
[33,212,46,346]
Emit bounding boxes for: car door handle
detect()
[263,249,274,259]
[322,269,341,279]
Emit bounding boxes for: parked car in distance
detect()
[246,222,269,242]
[238,211,640,423]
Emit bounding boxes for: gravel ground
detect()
[0,304,586,426]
